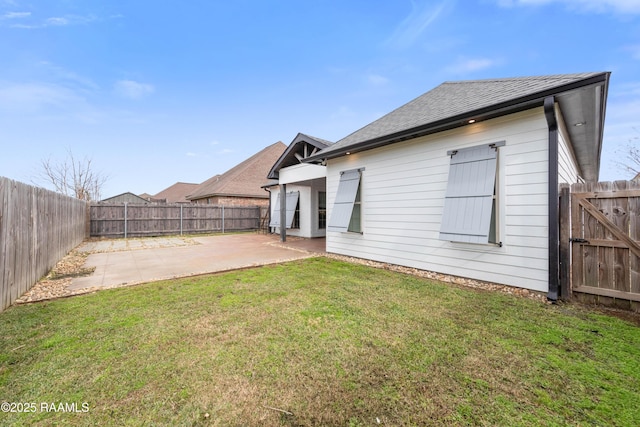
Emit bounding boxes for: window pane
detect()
[348,203,361,233]
[292,199,300,229]
[318,191,326,229]
[488,197,496,244]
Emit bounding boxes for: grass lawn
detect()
[1,257,639,426]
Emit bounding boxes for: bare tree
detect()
[617,127,640,179]
[34,149,109,201]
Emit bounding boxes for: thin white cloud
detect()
[615,81,640,96]
[623,44,640,60]
[186,152,197,157]
[5,13,96,29]
[45,17,68,26]
[496,0,640,14]
[367,73,389,86]
[217,148,234,155]
[599,84,640,180]
[0,82,83,113]
[385,0,450,49]
[330,106,356,119]
[445,57,498,74]
[1,11,30,19]
[38,61,99,92]
[114,80,155,100]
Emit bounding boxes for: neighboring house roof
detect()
[153,182,199,203]
[267,133,333,179]
[307,72,610,182]
[188,141,287,200]
[139,193,153,199]
[100,192,149,204]
[633,172,640,182]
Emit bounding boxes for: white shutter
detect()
[328,169,361,232]
[285,192,299,228]
[439,144,499,244]
[269,193,280,227]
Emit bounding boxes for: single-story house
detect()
[100,192,151,204]
[270,72,610,300]
[266,133,333,238]
[187,141,286,207]
[152,182,199,204]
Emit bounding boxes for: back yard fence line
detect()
[0,177,87,312]
[559,180,640,312]
[90,203,261,238]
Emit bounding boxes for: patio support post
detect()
[280,184,286,242]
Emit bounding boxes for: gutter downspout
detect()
[544,96,560,302]
[264,186,272,234]
[279,184,287,242]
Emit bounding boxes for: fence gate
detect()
[566,181,640,310]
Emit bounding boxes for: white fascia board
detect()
[279,163,327,185]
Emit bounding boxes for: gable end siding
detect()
[325,108,550,292]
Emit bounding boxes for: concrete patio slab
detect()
[78,236,196,253]
[69,234,325,291]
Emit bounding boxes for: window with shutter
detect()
[269,191,300,229]
[328,168,363,233]
[439,142,504,244]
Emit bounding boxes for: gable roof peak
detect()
[267,133,334,179]
[187,141,286,200]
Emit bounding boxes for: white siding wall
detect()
[556,105,582,184]
[326,108,551,292]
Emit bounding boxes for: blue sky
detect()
[1,0,639,198]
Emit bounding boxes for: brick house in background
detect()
[152,182,199,204]
[187,141,286,207]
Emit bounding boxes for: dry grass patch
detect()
[1,257,639,426]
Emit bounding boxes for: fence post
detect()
[180,204,183,235]
[559,184,571,300]
[222,205,225,233]
[85,202,91,239]
[124,202,128,239]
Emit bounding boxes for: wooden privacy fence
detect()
[0,177,87,313]
[90,203,261,238]
[560,180,640,311]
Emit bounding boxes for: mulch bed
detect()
[15,250,100,304]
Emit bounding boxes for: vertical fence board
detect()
[0,177,87,313]
[631,194,640,292]
[571,191,588,303]
[89,203,261,238]
[569,180,640,311]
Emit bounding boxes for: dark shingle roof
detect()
[311,72,607,161]
[153,182,199,203]
[187,141,286,200]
